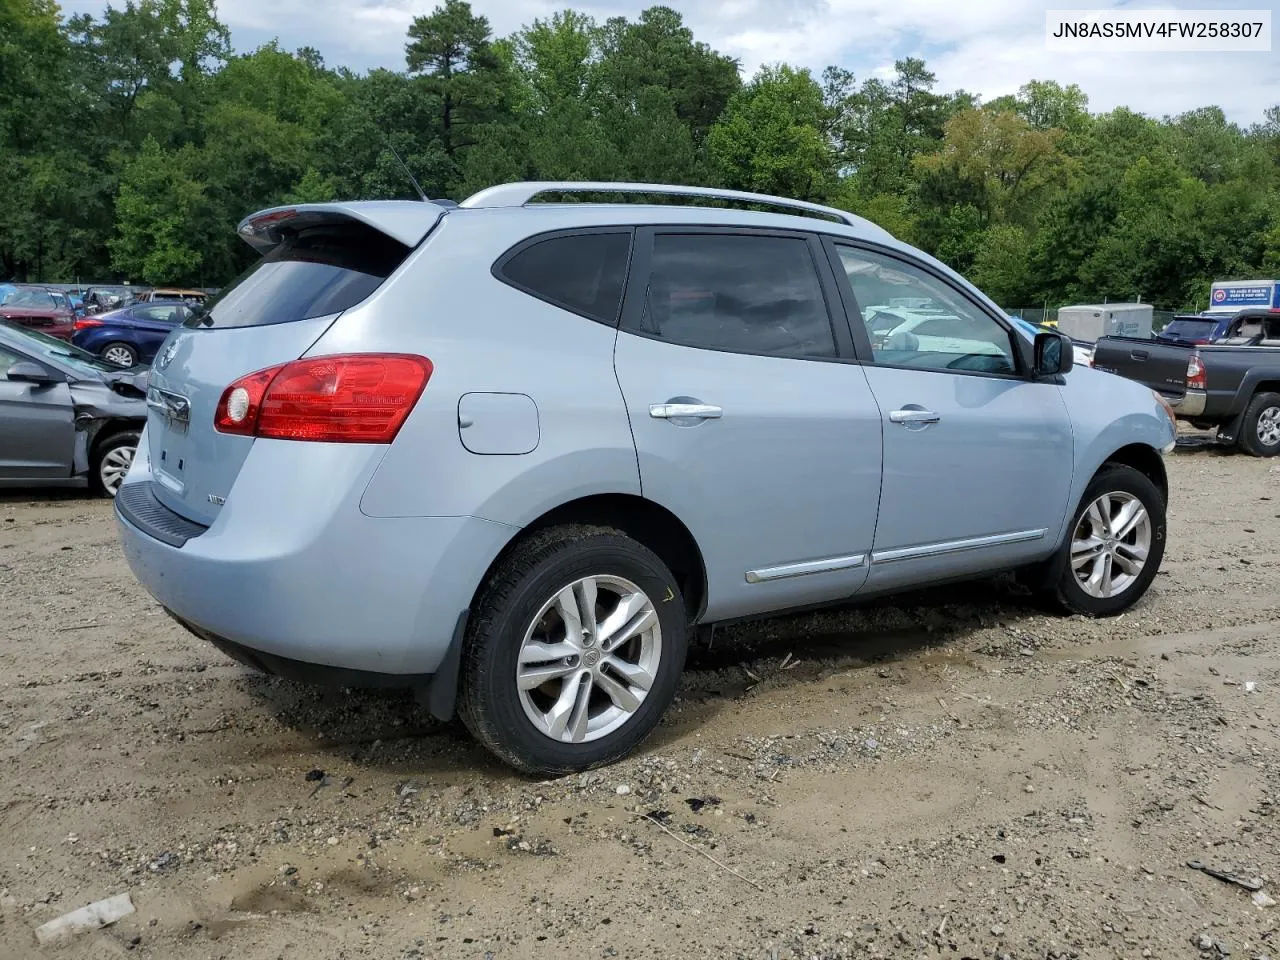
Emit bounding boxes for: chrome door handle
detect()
[650,403,722,420]
[889,409,940,425]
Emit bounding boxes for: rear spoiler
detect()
[236,201,450,254]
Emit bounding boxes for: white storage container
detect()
[1056,303,1153,343]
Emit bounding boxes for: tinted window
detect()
[1161,319,1218,339]
[634,234,835,358]
[137,305,184,323]
[836,246,1016,375]
[189,221,410,329]
[499,232,631,326]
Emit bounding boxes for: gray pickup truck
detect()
[1092,310,1280,456]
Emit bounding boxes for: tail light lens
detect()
[214,354,432,443]
[1186,354,1207,391]
[74,318,101,331]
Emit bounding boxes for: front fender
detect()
[1054,367,1176,545]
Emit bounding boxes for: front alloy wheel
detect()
[90,430,141,498]
[1070,492,1152,599]
[1044,464,1166,617]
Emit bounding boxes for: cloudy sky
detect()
[59,0,1278,123]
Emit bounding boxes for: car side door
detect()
[826,240,1075,592]
[0,343,76,479]
[612,227,884,623]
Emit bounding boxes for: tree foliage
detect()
[0,0,1276,312]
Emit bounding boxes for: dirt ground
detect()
[1,445,1278,960]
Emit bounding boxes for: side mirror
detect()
[1033,332,1074,377]
[6,360,58,384]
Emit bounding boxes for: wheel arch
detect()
[1099,443,1168,502]
[1230,374,1280,414]
[469,493,708,624]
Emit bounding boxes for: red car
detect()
[0,286,76,340]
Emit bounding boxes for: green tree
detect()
[708,64,836,201]
[405,0,511,170]
[595,6,739,146]
[108,136,206,283]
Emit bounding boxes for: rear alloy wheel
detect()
[460,525,688,775]
[515,575,662,744]
[90,430,140,498]
[101,342,138,368]
[1044,464,1166,617]
[1239,391,1280,457]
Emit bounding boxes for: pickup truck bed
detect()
[1091,334,1280,456]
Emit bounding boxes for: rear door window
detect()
[189,220,411,329]
[495,231,632,326]
[626,232,837,358]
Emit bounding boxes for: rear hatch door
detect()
[145,202,444,526]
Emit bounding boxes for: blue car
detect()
[72,301,195,367]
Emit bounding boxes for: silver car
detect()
[115,182,1177,774]
[0,321,147,496]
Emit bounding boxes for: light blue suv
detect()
[115,182,1177,774]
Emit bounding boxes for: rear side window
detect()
[189,221,410,329]
[631,233,837,358]
[137,305,183,322]
[496,232,631,326]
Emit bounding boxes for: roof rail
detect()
[459,181,868,229]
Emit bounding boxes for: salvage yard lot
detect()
[1,448,1278,960]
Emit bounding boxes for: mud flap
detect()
[415,610,469,722]
[1216,411,1244,446]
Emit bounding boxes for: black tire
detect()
[1237,392,1280,457]
[100,342,139,367]
[458,524,688,776]
[1041,464,1166,617]
[89,430,140,498]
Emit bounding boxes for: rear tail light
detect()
[214,354,432,443]
[74,317,102,331]
[1186,354,1207,391]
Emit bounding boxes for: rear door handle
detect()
[1131,350,1149,360]
[650,403,722,420]
[889,409,941,425]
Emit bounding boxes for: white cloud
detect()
[60,0,1277,122]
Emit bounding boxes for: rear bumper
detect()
[1169,388,1207,418]
[171,613,434,687]
[114,444,517,677]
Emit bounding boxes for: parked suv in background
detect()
[115,182,1177,775]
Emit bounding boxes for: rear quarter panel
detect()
[310,211,642,525]
[1054,366,1175,545]
[1210,347,1280,417]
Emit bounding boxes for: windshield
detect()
[1,288,59,310]
[0,321,122,375]
[1162,318,1218,340]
